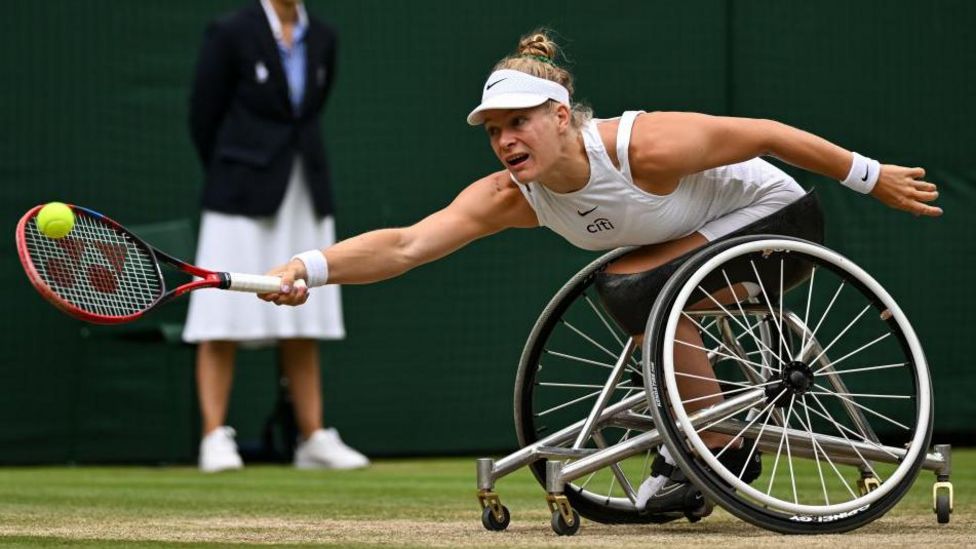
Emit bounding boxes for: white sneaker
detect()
[636,474,669,511]
[199,426,244,473]
[294,428,370,470]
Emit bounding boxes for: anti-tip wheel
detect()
[551,509,581,536]
[481,505,511,531]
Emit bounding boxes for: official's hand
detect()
[871,165,943,217]
[257,259,311,306]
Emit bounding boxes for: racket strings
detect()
[25,212,162,318]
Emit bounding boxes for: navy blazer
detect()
[189,2,337,217]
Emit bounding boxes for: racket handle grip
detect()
[225,273,286,293]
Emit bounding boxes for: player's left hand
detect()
[871,165,943,217]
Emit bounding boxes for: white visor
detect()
[466,69,570,125]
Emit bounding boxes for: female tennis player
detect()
[259,30,941,515]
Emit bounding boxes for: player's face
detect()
[483,104,566,182]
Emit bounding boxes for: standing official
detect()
[184,0,368,473]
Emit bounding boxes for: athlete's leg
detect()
[603,232,734,449]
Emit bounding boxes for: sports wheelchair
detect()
[476,235,953,535]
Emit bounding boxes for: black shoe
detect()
[715,442,762,484]
[638,454,713,518]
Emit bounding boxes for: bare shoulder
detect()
[631,111,703,148]
[453,171,539,229]
[629,112,708,169]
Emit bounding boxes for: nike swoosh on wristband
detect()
[486,78,507,90]
[577,205,598,216]
[861,166,870,182]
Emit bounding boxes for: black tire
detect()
[643,236,933,534]
[935,492,951,524]
[551,509,581,536]
[514,249,685,525]
[481,505,511,531]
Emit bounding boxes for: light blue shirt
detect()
[261,0,308,112]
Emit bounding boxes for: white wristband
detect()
[841,152,880,194]
[290,250,329,287]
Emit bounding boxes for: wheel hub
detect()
[765,360,815,407]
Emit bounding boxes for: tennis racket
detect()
[16,203,296,324]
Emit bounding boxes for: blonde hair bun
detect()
[517,31,559,61]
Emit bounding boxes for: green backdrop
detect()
[1,1,973,463]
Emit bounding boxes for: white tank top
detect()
[515,111,804,251]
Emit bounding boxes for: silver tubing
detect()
[546,460,565,493]
[557,389,766,485]
[605,410,655,431]
[559,428,662,486]
[710,418,948,472]
[572,338,636,449]
[536,447,599,459]
[476,458,494,491]
[491,392,646,481]
[933,444,951,477]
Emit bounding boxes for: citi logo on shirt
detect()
[586,218,615,233]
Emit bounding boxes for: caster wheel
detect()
[936,492,951,524]
[551,509,581,536]
[481,505,511,531]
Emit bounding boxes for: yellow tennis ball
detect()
[36,202,75,239]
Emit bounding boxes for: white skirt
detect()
[182,160,345,344]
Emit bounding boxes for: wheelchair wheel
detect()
[644,236,933,534]
[514,248,680,524]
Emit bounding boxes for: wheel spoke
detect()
[779,257,787,366]
[812,333,892,375]
[675,370,760,389]
[698,279,786,371]
[741,398,780,481]
[583,294,626,348]
[561,319,641,375]
[681,380,780,406]
[535,389,601,417]
[721,269,773,373]
[799,267,817,359]
[675,335,768,372]
[683,312,767,379]
[805,393,899,463]
[818,362,908,376]
[802,396,829,505]
[795,396,858,500]
[813,383,911,430]
[808,391,911,400]
[766,394,792,497]
[749,260,793,361]
[539,381,642,391]
[545,350,615,370]
[799,280,845,360]
[807,304,872,367]
[783,396,799,505]
[713,387,787,467]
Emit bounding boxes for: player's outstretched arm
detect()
[630,112,942,217]
[260,171,538,305]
